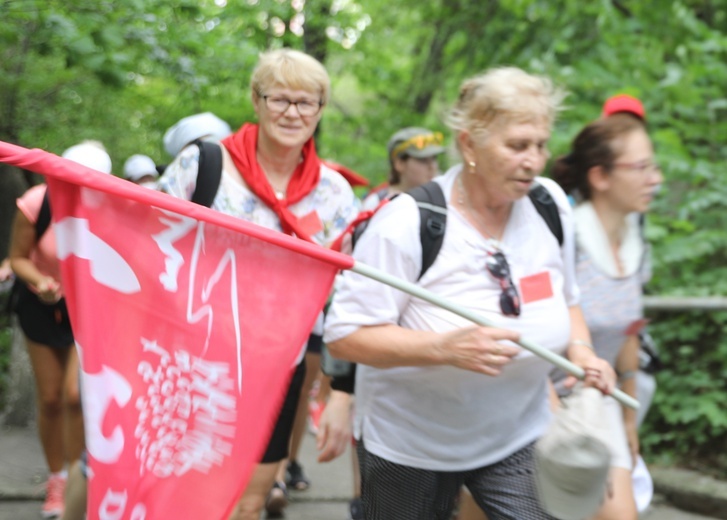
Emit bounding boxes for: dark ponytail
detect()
[552,114,646,201]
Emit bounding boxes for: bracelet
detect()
[569,339,594,350]
[618,370,637,381]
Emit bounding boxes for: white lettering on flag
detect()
[54,217,140,294]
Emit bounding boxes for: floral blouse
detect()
[158,143,359,247]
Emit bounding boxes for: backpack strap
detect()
[190,140,223,208]
[408,181,447,280]
[36,190,52,239]
[528,182,563,246]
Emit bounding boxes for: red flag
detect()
[0,142,353,520]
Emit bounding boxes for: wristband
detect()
[618,370,637,381]
[569,339,594,350]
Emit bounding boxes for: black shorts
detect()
[14,281,74,349]
[306,333,323,355]
[260,356,306,463]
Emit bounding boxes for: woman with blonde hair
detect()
[324,67,615,519]
[158,48,358,520]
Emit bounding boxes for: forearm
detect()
[9,256,49,289]
[326,324,446,369]
[566,305,596,365]
[617,334,640,426]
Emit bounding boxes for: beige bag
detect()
[535,386,612,520]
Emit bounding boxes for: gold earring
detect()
[468,161,476,172]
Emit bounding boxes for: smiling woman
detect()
[157,48,358,520]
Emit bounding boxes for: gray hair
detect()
[446,67,566,143]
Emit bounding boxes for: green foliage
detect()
[641,311,727,477]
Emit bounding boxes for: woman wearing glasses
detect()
[551,111,663,520]
[324,67,615,520]
[158,48,358,520]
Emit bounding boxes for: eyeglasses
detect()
[260,94,323,117]
[613,160,661,176]
[485,251,521,317]
[391,132,444,159]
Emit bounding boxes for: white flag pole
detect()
[351,260,639,411]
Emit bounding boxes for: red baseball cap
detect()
[602,94,646,120]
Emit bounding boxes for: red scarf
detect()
[221,123,321,241]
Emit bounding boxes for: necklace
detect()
[456,173,506,244]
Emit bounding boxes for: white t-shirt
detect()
[324,164,579,471]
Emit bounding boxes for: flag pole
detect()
[351,261,639,411]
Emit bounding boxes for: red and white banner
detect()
[0,142,353,520]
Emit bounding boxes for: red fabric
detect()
[602,94,646,120]
[0,141,353,520]
[322,160,369,187]
[330,198,391,254]
[221,123,320,241]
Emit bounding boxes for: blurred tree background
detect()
[2,0,727,475]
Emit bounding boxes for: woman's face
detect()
[394,156,440,188]
[253,84,323,150]
[463,120,551,203]
[599,129,662,214]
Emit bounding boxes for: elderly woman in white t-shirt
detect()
[323,67,616,520]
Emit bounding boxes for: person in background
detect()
[123,154,159,187]
[361,127,446,210]
[324,67,615,520]
[162,111,232,160]
[551,111,663,520]
[318,125,448,520]
[9,140,111,519]
[157,48,358,520]
[601,94,659,429]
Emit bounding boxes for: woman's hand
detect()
[0,258,12,283]
[565,355,616,395]
[437,326,521,376]
[35,276,61,303]
[316,391,352,463]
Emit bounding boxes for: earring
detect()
[468,161,476,173]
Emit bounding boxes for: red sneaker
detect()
[42,474,66,518]
[307,400,325,435]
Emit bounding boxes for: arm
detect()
[564,305,616,395]
[316,390,353,462]
[0,257,12,282]
[616,333,640,463]
[8,210,60,302]
[327,324,520,376]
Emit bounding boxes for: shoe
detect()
[265,481,288,518]
[307,400,325,435]
[42,474,66,518]
[285,460,310,491]
[348,497,364,520]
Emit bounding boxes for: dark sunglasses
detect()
[485,252,521,317]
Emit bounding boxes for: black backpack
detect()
[351,180,563,280]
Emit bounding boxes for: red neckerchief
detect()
[221,123,321,241]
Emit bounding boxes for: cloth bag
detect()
[535,386,612,520]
